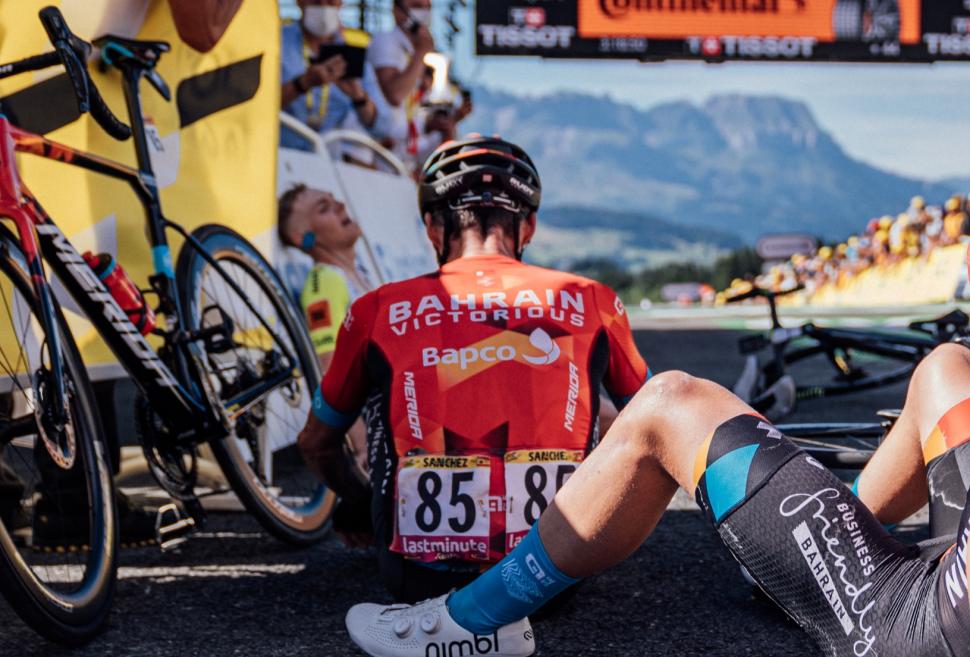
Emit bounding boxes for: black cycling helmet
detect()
[418,136,541,217]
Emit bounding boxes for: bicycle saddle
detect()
[93,35,170,67]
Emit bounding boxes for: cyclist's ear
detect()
[423,212,444,254]
[519,211,537,248]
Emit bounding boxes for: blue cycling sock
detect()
[447,524,579,635]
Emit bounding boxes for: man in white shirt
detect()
[367,0,449,166]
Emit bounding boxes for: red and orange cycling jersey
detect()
[315,254,649,563]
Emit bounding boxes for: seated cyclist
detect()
[296,136,648,602]
[346,289,970,656]
[278,183,376,484]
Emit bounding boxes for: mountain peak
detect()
[702,94,821,152]
[464,86,954,241]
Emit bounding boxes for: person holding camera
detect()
[280,0,387,150]
[368,0,456,165]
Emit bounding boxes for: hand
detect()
[425,111,455,140]
[454,97,473,122]
[336,77,366,102]
[413,24,435,56]
[303,54,347,88]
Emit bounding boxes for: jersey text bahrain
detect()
[319,254,648,562]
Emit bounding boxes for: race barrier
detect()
[0,0,281,379]
[790,243,969,307]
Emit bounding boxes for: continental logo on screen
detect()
[578,0,921,44]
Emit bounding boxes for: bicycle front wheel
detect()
[176,225,333,545]
[0,228,117,644]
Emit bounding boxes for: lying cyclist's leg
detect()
[443,372,758,631]
[453,372,947,655]
[855,344,970,533]
[856,343,970,534]
[538,370,748,576]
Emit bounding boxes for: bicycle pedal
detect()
[155,503,196,552]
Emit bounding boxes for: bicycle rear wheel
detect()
[0,229,116,644]
[176,224,333,545]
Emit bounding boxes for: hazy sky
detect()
[433,5,970,183]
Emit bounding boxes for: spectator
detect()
[367,0,469,169]
[280,0,386,150]
[943,196,969,244]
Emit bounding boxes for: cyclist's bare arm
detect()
[297,415,368,503]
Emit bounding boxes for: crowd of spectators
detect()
[280,0,471,174]
[724,193,970,300]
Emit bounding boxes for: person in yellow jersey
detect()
[280,0,389,149]
[277,184,374,525]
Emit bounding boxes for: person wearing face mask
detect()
[280,0,389,150]
[367,0,443,166]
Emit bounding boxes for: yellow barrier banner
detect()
[0,1,280,375]
[803,244,966,307]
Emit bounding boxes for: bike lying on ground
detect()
[0,8,332,644]
[728,283,967,421]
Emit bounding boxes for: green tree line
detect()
[570,247,763,302]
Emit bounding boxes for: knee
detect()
[620,370,702,426]
[636,370,702,406]
[912,343,970,391]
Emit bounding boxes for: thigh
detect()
[698,441,950,657]
[927,442,970,539]
[933,486,970,656]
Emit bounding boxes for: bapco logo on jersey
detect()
[422,328,561,370]
[522,328,560,365]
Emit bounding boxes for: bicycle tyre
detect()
[176,224,334,545]
[0,229,117,644]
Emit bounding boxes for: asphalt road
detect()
[0,330,914,657]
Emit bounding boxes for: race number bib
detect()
[393,455,492,562]
[505,449,583,551]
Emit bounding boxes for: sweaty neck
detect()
[311,243,357,271]
[444,229,518,263]
[310,243,373,292]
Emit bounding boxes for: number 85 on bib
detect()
[393,455,492,562]
[505,449,583,552]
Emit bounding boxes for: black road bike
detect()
[0,8,332,644]
[728,284,966,421]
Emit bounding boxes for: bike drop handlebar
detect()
[0,7,132,141]
[724,283,805,305]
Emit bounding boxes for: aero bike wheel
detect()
[177,225,333,545]
[0,229,116,644]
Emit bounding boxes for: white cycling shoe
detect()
[345,593,536,657]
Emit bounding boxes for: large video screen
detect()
[476,0,970,62]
